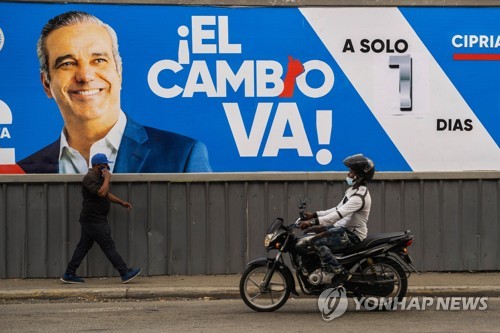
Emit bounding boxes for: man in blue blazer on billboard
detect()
[18,11,211,174]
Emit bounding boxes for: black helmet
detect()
[343,154,375,182]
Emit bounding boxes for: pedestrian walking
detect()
[60,153,141,284]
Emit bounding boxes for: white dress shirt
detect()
[58,111,127,174]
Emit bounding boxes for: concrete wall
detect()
[1,172,499,278]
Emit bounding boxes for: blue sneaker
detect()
[121,267,142,284]
[60,273,84,284]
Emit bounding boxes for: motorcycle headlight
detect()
[264,234,273,247]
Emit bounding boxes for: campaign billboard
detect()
[0,3,499,173]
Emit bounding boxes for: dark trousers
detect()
[297,226,360,272]
[313,227,360,269]
[66,223,128,276]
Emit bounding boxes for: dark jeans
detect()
[66,223,128,276]
[298,226,360,271]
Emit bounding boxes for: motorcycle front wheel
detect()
[239,263,290,312]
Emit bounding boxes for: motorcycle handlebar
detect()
[291,218,302,229]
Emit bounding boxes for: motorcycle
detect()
[239,198,416,312]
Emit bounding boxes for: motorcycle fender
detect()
[245,258,298,296]
[375,252,418,273]
[246,257,269,267]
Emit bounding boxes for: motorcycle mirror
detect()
[297,197,311,219]
[297,197,310,209]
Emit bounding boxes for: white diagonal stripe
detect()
[300,7,500,171]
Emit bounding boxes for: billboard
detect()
[0,3,499,173]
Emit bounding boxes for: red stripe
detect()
[0,164,26,174]
[453,53,500,61]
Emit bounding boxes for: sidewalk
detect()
[0,272,499,301]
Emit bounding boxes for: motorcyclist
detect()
[298,154,375,288]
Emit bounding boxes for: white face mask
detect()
[346,177,354,186]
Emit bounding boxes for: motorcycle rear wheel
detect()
[357,257,408,310]
[239,264,290,312]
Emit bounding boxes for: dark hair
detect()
[37,11,122,81]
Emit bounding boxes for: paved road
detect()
[1,297,499,332]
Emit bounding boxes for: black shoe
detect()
[60,273,84,284]
[330,269,351,288]
[121,267,142,284]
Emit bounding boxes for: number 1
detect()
[389,55,412,111]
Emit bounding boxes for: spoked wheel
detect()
[358,258,408,310]
[239,264,290,312]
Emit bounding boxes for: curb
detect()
[407,286,500,298]
[0,287,240,300]
[1,286,499,301]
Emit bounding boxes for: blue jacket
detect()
[18,116,212,173]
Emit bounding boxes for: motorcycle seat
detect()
[339,232,407,254]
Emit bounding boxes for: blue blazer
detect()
[18,116,212,173]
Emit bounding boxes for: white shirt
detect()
[58,111,127,174]
[316,185,371,240]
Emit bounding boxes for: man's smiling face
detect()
[42,22,122,123]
